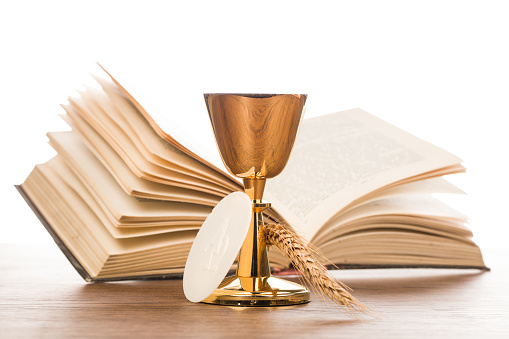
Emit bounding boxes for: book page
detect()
[39,158,200,238]
[23,166,198,257]
[98,63,229,177]
[47,132,212,222]
[313,194,471,245]
[320,230,484,267]
[90,77,240,191]
[311,177,470,244]
[264,108,463,241]
[67,94,230,194]
[335,176,465,214]
[59,114,222,205]
[63,98,230,196]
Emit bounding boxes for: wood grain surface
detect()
[1,244,508,338]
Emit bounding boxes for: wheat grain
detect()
[265,223,374,317]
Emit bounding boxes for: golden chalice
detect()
[203,93,310,306]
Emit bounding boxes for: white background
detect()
[1,1,508,251]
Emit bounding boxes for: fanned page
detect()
[264,108,464,241]
[97,63,235,183]
[64,89,232,196]
[47,132,212,223]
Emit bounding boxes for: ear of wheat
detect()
[265,223,374,317]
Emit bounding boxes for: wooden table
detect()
[1,244,508,338]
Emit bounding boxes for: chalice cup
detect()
[203,93,310,306]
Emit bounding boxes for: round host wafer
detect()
[183,191,252,303]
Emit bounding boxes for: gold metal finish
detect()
[201,276,310,306]
[203,94,310,306]
[204,94,306,179]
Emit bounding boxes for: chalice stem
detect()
[236,178,271,291]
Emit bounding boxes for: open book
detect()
[17,66,487,281]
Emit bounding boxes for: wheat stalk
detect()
[265,223,374,317]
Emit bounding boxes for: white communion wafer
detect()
[183,191,252,303]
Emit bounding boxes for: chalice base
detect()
[201,276,310,307]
